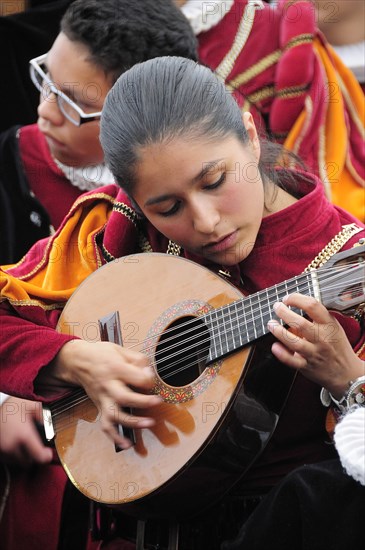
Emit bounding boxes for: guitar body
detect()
[54,254,296,519]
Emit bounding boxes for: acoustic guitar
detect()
[43,244,365,519]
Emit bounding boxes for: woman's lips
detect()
[203,231,238,253]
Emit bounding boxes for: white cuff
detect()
[334,407,365,486]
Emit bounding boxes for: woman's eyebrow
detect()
[194,159,224,182]
[145,193,174,206]
[144,158,225,207]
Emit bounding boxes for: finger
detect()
[267,319,313,357]
[271,341,307,370]
[23,423,53,464]
[281,294,334,324]
[100,406,156,447]
[106,381,162,410]
[272,302,314,340]
[115,359,156,390]
[102,421,132,449]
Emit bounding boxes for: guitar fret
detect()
[216,308,223,357]
[208,310,219,361]
[295,277,303,317]
[248,295,257,340]
[284,280,289,299]
[228,304,236,351]
[265,287,271,330]
[230,302,237,349]
[258,293,265,335]
[240,301,249,344]
[219,306,229,356]
[231,301,244,349]
[273,284,280,324]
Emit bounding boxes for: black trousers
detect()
[222,459,364,550]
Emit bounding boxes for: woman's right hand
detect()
[38,339,161,447]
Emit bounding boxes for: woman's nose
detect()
[192,201,220,234]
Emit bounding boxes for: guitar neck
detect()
[206,257,365,363]
[206,272,313,363]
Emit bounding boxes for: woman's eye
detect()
[205,172,226,190]
[160,202,181,217]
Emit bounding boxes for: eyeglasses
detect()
[29,54,102,126]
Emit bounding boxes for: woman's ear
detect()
[242,112,261,162]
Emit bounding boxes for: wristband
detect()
[321,376,365,413]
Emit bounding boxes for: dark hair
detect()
[101,56,305,196]
[60,0,198,83]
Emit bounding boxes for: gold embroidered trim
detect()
[215,0,264,82]
[276,84,308,99]
[226,33,313,93]
[99,234,153,261]
[284,33,314,51]
[227,50,281,89]
[112,201,140,225]
[13,237,55,281]
[6,192,116,279]
[246,85,275,104]
[101,244,115,263]
[166,241,182,256]
[138,234,153,253]
[304,223,364,271]
[92,226,107,268]
[71,191,117,210]
[3,298,64,310]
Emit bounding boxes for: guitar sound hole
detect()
[155,316,210,387]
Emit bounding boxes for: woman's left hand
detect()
[267,293,364,398]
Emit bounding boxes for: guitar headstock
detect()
[316,243,365,313]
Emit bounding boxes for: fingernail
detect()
[273,302,280,311]
[138,418,155,428]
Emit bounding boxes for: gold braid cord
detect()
[304,222,364,331]
[166,241,182,256]
[304,223,363,272]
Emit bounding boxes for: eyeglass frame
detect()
[29,54,102,127]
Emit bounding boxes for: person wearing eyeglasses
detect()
[0,2,197,549]
[0,54,364,550]
[0,0,197,266]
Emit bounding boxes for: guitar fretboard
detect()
[205,272,314,362]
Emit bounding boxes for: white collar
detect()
[180,0,235,35]
[54,159,115,192]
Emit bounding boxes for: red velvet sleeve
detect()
[0,302,76,402]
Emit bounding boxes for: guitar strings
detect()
[53,268,363,403]
[52,265,363,406]
[128,262,362,355]
[133,261,363,353]
[50,263,363,418]
[133,267,364,365]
